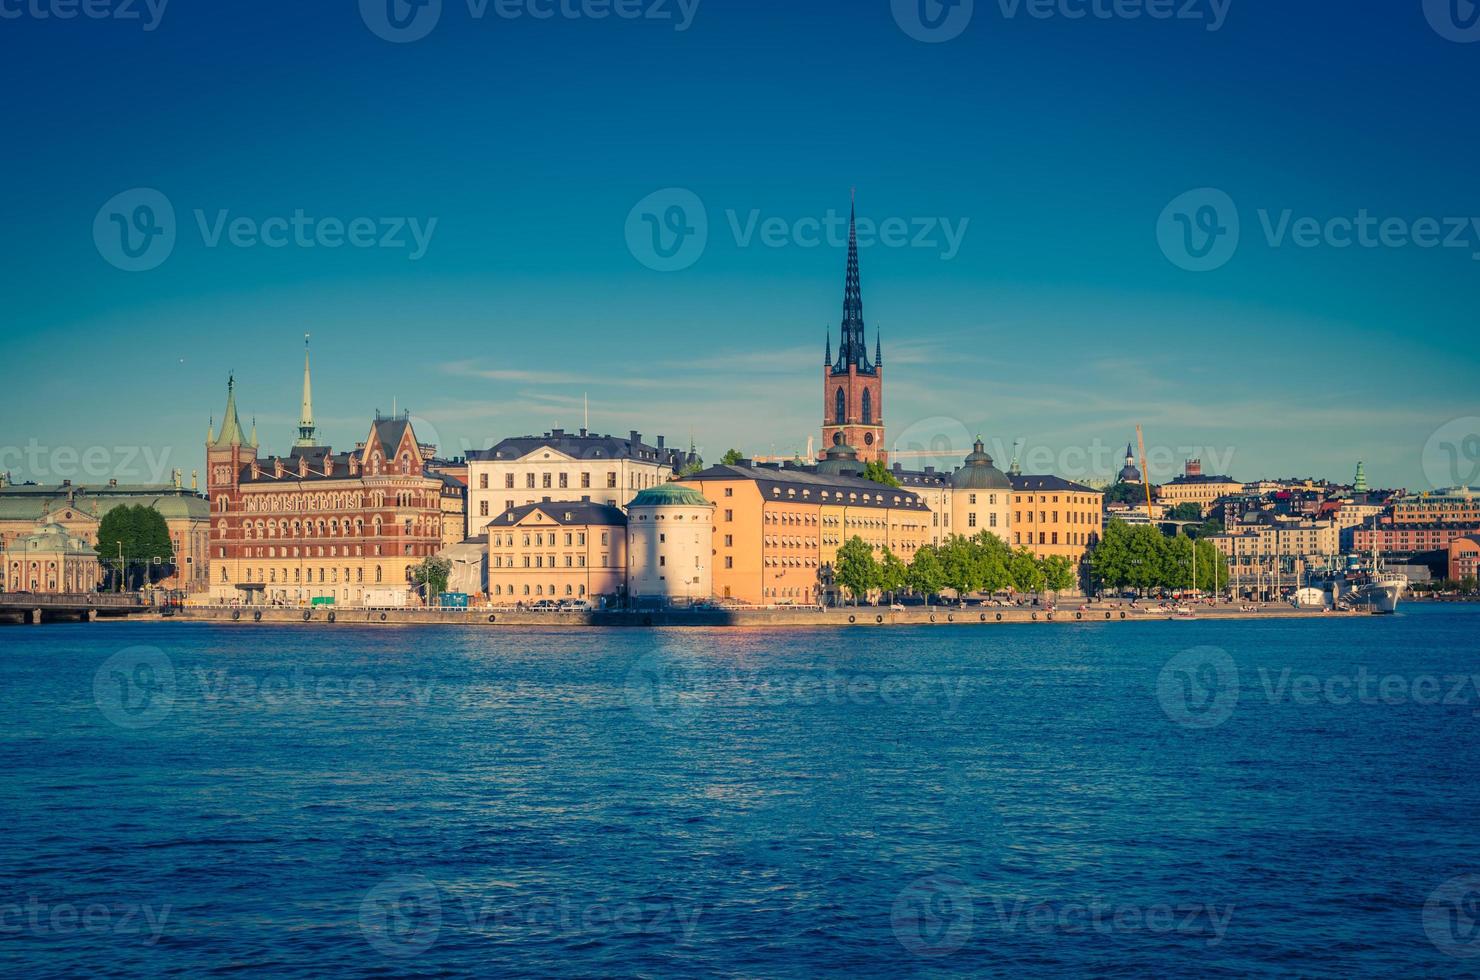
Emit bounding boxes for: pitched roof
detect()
[1010,474,1101,494]
[486,501,628,530]
[468,430,686,469]
[680,464,930,511]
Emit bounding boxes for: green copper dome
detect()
[630,484,713,508]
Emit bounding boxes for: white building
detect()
[465,429,693,537]
[626,484,715,605]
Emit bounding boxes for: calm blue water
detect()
[2,607,1478,977]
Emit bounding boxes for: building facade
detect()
[485,501,627,603]
[1157,459,1243,515]
[626,484,715,604]
[1010,475,1103,559]
[465,429,691,536]
[821,199,886,462]
[1449,535,1480,583]
[679,462,931,605]
[205,375,447,606]
[0,477,210,592]
[1,521,101,593]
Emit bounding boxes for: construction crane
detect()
[1136,424,1155,522]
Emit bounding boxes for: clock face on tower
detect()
[864,433,874,446]
[833,433,844,445]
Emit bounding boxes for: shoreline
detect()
[95,604,1377,629]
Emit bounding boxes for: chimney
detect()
[1186,458,1203,478]
[551,428,564,438]
[630,430,641,445]
[579,428,588,437]
[657,435,665,450]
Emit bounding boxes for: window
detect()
[543,473,552,489]
[479,474,489,490]
[724,509,733,522]
[968,513,977,528]
[480,501,489,517]
[607,473,617,489]
[724,534,733,547]
[861,388,872,425]
[526,474,536,489]
[835,387,846,425]
[505,474,515,489]
[725,556,734,569]
[581,472,591,488]
[969,494,977,505]
[724,487,733,497]
[559,473,568,489]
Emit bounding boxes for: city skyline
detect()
[3,2,1477,491]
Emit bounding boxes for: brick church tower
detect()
[821,196,885,462]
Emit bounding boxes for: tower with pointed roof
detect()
[821,193,886,463]
[296,334,317,448]
[205,374,257,521]
[1354,459,1368,494]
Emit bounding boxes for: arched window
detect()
[834,387,846,425]
[861,388,872,425]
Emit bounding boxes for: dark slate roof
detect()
[467,430,688,469]
[370,418,413,459]
[1010,474,1101,494]
[1163,473,1240,485]
[238,452,360,485]
[486,501,628,530]
[681,465,930,511]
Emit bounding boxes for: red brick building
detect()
[1450,535,1480,583]
[821,198,885,463]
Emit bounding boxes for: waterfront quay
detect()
[124,602,1363,629]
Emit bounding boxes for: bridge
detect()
[0,593,152,625]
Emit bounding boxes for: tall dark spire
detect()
[833,192,873,375]
[875,330,882,368]
[825,330,831,366]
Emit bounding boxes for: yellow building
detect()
[1157,459,1243,516]
[486,501,627,604]
[1010,475,1104,560]
[678,459,932,605]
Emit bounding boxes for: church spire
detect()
[210,375,245,449]
[296,334,317,448]
[875,330,882,368]
[833,191,872,374]
[825,329,831,366]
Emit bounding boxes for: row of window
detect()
[491,531,601,548]
[492,554,591,569]
[491,583,588,597]
[221,565,388,584]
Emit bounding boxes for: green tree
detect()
[410,556,453,604]
[1009,546,1045,594]
[878,547,909,602]
[938,535,985,603]
[861,459,901,488]
[720,449,745,466]
[907,544,947,602]
[1041,554,1077,598]
[835,536,879,605]
[95,504,174,591]
[1463,576,1478,593]
[1166,502,1203,522]
[678,456,705,477]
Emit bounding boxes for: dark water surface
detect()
[2,606,1478,977]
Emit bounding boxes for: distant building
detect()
[465,429,691,537]
[1390,487,1480,526]
[0,478,210,592]
[205,364,448,606]
[678,461,932,605]
[1,521,101,593]
[1157,459,1242,516]
[1010,475,1103,560]
[1117,443,1143,484]
[1449,535,1480,583]
[485,501,627,604]
[821,198,886,462]
[627,484,715,605]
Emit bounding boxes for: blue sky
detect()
[2,0,1477,491]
